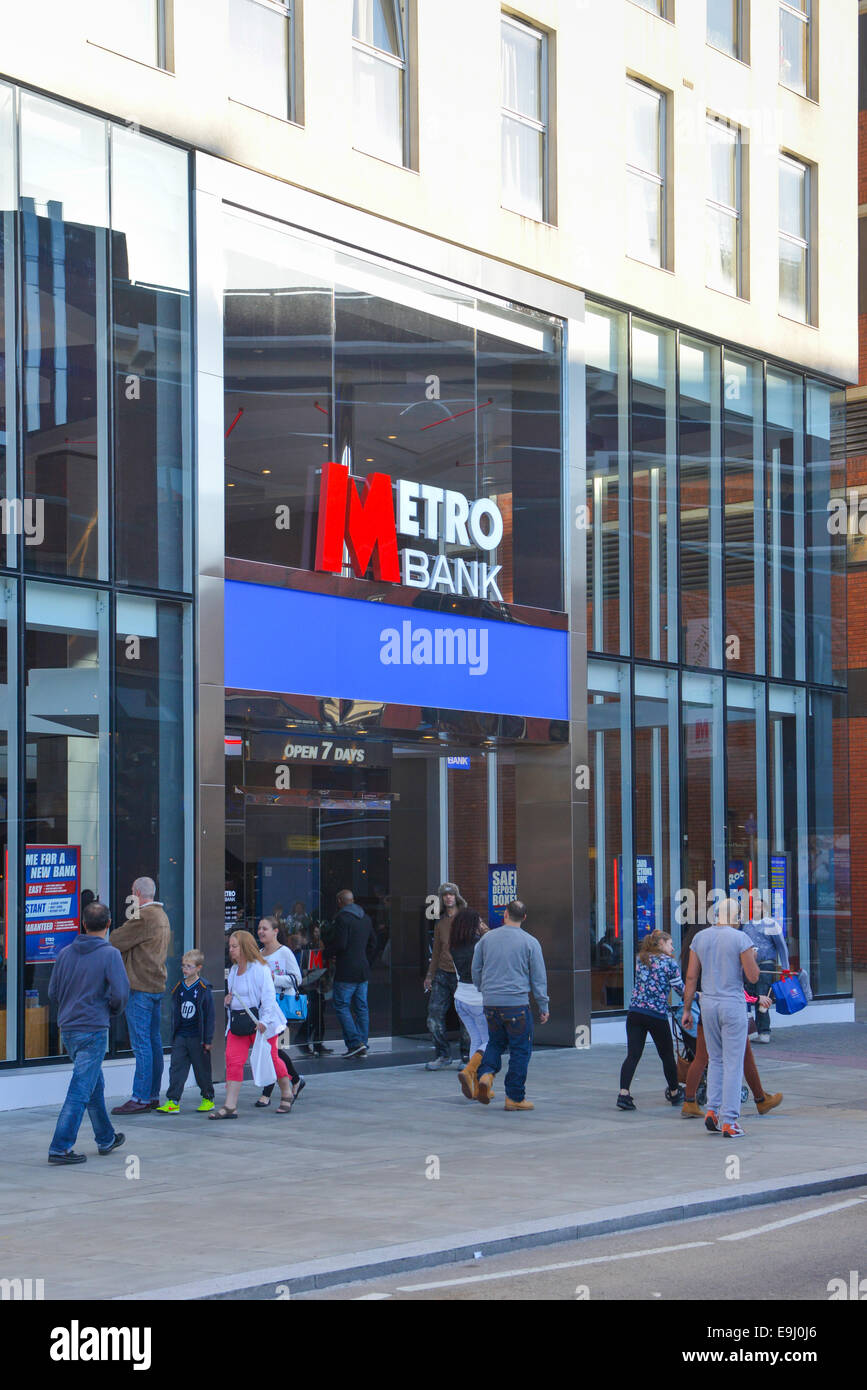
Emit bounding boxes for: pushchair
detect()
[669,1005,749,1107]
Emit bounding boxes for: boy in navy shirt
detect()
[156,950,215,1113]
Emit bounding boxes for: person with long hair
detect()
[450,909,489,1100]
[256,917,305,1110]
[617,929,684,1111]
[680,924,782,1121]
[211,930,295,1119]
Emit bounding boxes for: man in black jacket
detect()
[329,890,377,1058]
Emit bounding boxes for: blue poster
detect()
[636,856,655,940]
[488,863,517,928]
[727,860,745,894]
[770,854,787,931]
[24,844,80,962]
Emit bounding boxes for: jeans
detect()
[478,1005,534,1102]
[454,996,489,1057]
[427,969,470,1060]
[620,1011,679,1092]
[702,996,749,1125]
[754,968,775,1034]
[49,1029,116,1156]
[126,990,164,1103]
[332,980,369,1050]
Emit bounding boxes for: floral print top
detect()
[627,954,684,1018]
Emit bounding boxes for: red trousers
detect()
[224,1031,288,1083]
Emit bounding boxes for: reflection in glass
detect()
[724,352,764,674]
[230,0,292,121]
[586,305,629,654]
[779,157,809,322]
[626,82,664,267]
[632,320,676,662]
[679,336,722,668]
[766,370,804,681]
[706,120,740,296]
[780,1,809,96]
[807,384,846,687]
[809,691,850,996]
[634,667,678,945]
[726,679,767,915]
[0,588,11,1061]
[500,17,545,221]
[769,685,807,978]
[93,0,161,68]
[1,83,14,565]
[708,0,739,57]
[681,672,725,906]
[352,0,406,165]
[588,662,633,1011]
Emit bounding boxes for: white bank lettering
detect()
[50,1321,152,1371]
[379,622,489,676]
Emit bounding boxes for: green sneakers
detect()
[156,1100,179,1114]
[197,1098,215,1112]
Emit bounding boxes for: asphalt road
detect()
[297,1187,867,1301]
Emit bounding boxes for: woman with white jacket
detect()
[256,917,305,1108]
[211,930,295,1118]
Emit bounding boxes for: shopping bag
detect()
[250,1030,277,1087]
[771,971,808,1016]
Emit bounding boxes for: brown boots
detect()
[458,1052,483,1100]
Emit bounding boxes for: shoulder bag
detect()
[227,967,260,1036]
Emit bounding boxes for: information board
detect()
[24,844,80,963]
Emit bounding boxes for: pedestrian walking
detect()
[296,925,332,1056]
[155,950,216,1114]
[681,897,761,1138]
[256,916,305,1108]
[471,900,549,1111]
[423,881,466,1070]
[680,997,783,1118]
[450,909,489,1100]
[109,876,172,1115]
[46,902,129,1164]
[212,930,296,1118]
[740,901,790,1043]
[328,890,377,1059]
[617,930,684,1111]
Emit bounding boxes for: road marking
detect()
[354,1292,393,1300]
[395,1241,712,1293]
[717,1198,865,1241]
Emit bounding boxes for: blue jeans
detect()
[126,990,164,1102]
[49,1029,116,1156]
[332,981,369,1050]
[479,1005,534,1102]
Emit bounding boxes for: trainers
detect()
[425,1057,452,1071]
[341,1045,366,1059]
[476,1073,495,1105]
[616,1093,636,1111]
[156,1100,179,1114]
[98,1132,125,1155]
[756,1092,783,1115]
[722,1121,746,1138]
[681,1100,703,1118]
[504,1097,534,1111]
[197,1098,215,1112]
[704,1109,721,1133]
[665,1085,685,1106]
[754,1033,771,1044]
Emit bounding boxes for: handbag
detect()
[227,967,260,1035]
[278,991,308,1023]
[771,971,808,1016]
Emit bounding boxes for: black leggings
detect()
[262,1047,301,1097]
[619,1011,679,1092]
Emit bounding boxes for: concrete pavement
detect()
[1,1013,866,1300]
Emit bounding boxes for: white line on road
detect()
[354,1292,393,1300]
[716,1198,865,1241]
[395,1241,713,1293]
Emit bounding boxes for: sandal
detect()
[292,1079,306,1101]
[275,1098,294,1113]
[254,1097,272,1108]
[209,1106,238,1120]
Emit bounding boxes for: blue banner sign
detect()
[636,855,654,940]
[24,844,80,962]
[447,756,471,769]
[770,854,787,930]
[225,581,569,721]
[489,863,518,928]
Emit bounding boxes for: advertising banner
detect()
[24,844,80,962]
[636,855,655,940]
[489,863,517,928]
[770,854,788,930]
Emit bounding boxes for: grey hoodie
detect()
[471,925,549,1012]
[48,934,130,1032]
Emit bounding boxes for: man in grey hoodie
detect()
[471,900,549,1111]
[47,902,130,1164]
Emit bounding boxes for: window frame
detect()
[499,12,550,223]
[351,0,411,168]
[707,0,745,62]
[705,114,743,298]
[229,0,298,125]
[779,0,813,99]
[778,152,812,324]
[625,77,667,270]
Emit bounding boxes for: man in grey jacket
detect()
[47,902,130,1164]
[471,900,549,1110]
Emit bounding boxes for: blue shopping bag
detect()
[771,972,808,1016]
[278,992,308,1023]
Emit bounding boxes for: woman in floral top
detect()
[617,930,684,1112]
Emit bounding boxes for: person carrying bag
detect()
[212,930,296,1119]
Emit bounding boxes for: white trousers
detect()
[454,997,489,1057]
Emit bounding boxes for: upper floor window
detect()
[707,0,743,60]
[706,116,742,296]
[230,0,297,122]
[779,154,811,323]
[626,79,666,268]
[95,0,170,70]
[500,14,549,222]
[779,1,812,97]
[352,0,409,166]
[631,0,666,15]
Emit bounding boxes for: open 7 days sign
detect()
[315,461,505,599]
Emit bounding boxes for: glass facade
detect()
[586,296,851,1012]
[0,85,193,1066]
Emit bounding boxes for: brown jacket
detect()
[428,914,458,979]
[110,902,172,993]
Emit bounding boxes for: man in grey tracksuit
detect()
[471,899,549,1111]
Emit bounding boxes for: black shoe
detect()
[341,1046,366,1058]
[665,1085,685,1106]
[616,1094,636,1111]
[48,1151,87,1165]
[98,1132,125,1155]
[292,1078,306,1101]
[301,1045,317,1057]
[316,1045,334,1055]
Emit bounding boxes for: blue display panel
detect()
[225,582,569,721]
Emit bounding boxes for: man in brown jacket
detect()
[423,881,467,1071]
[110,877,172,1115]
